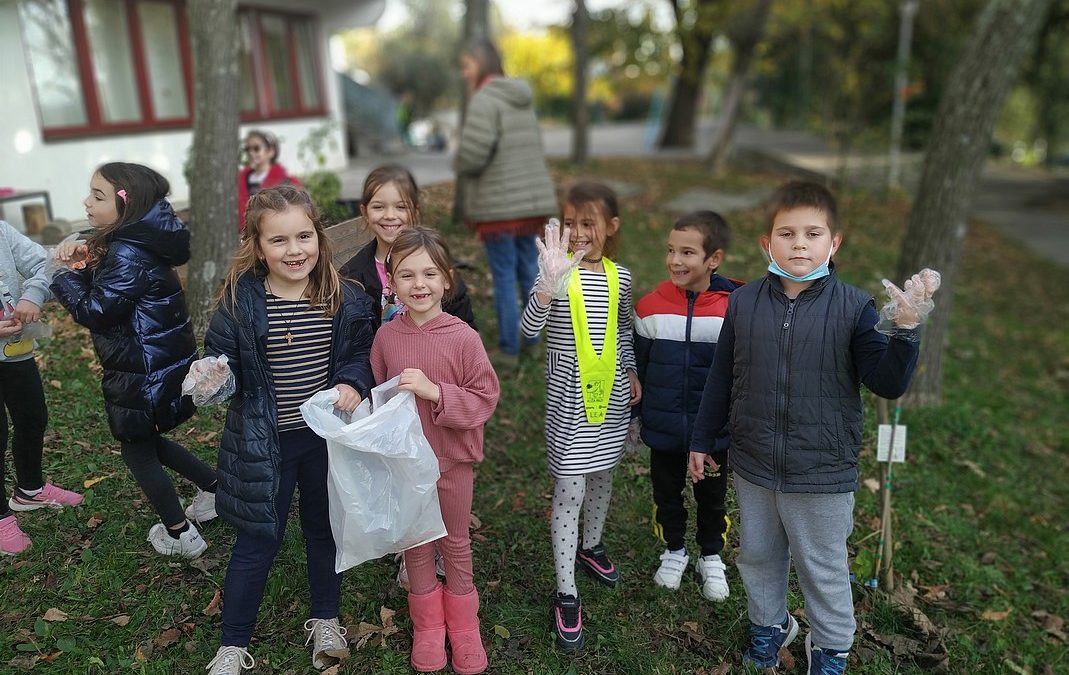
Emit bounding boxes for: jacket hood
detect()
[391,311,467,335]
[114,200,191,266]
[480,77,534,108]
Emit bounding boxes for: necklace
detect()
[582,256,603,263]
[265,279,305,345]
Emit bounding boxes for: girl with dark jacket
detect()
[51,163,218,560]
[190,186,376,675]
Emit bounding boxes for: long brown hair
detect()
[219,185,342,316]
[87,163,170,268]
[360,164,422,224]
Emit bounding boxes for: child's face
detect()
[244,136,274,171]
[363,181,411,252]
[666,227,722,293]
[563,202,619,260]
[388,248,449,325]
[762,207,841,279]
[257,206,320,290]
[84,172,120,229]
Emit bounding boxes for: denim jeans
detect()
[483,233,539,354]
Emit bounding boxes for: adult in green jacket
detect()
[456,37,558,365]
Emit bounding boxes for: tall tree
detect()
[704,0,772,172]
[186,0,240,335]
[571,0,590,163]
[658,0,728,149]
[452,0,491,225]
[896,0,1053,406]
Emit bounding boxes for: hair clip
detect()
[117,189,128,204]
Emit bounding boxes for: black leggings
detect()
[120,435,217,527]
[0,359,47,512]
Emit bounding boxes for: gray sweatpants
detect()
[734,474,856,652]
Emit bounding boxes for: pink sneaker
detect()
[8,482,84,512]
[0,515,31,555]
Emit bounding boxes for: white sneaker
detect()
[653,549,690,590]
[304,617,349,669]
[696,554,730,601]
[147,522,207,559]
[185,489,218,524]
[206,645,254,674]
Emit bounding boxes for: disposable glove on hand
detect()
[182,355,236,406]
[876,268,941,337]
[534,218,586,300]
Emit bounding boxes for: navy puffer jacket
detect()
[203,272,377,539]
[51,201,196,442]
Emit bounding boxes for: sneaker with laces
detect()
[147,522,207,559]
[743,613,799,669]
[653,549,689,590]
[552,593,584,651]
[305,617,349,669]
[0,514,31,555]
[184,489,217,524]
[8,483,84,512]
[806,633,849,674]
[206,645,255,674]
[576,543,620,586]
[695,554,730,601]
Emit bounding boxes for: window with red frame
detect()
[18,0,325,139]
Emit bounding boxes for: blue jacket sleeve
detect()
[50,246,147,332]
[691,310,735,454]
[331,298,377,400]
[851,302,920,399]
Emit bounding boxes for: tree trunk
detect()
[186,0,240,336]
[571,0,590,164]
[888,0,919,189]
[705,0,772,172]
[658,1,722,149]
[452,0,491,225]
[895,0,1052,407]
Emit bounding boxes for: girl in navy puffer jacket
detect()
[51,163,218,560]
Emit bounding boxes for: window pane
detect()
[137,1,188,119]
[294,21,321,110]
[239,13,258,113]
[261,14,294,112]
[84,0,141,123]
[18,0,88,127]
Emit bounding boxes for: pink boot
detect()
[0,514,31,555]
[408,584,447,672]
[444,587,487,675]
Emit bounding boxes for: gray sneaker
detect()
[304,617,349,669]
[147,522,207,559]
[205,646,254,674]
[185,489,218,524]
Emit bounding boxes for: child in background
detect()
[51,163,216,559]
[633,211,742,600]
[689,181,940,674]
[520,181,642,651]
[186,186,377,674]
[0,220,82,555]
[237,129,302,232]
[338,163,477,328]
[371,227,500,675]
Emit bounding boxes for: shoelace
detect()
[304,618,348,649]
[207,646,254,671]
[812,649,848,675]
[557,601,581,629]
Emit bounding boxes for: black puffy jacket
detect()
[203,272,377,539]
[51,201,195,442]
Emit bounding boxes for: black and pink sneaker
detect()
[576,543,620,586]
[8,483,83,512]
[552,593,584,651]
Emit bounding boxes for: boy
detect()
[634,211,743,601]
[688,181,938,674]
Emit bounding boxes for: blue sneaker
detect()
[743,613,799,669]
[806,633,849,674]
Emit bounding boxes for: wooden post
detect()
[22,203,47,236]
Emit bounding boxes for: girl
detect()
[338,163,477,329]
[371,227,499,675]
[520,181,642,651]
[1,220,82,555]
[237,129,302,232]
[191,185,377,674]
[51,163,217,559]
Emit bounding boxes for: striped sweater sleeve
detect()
[520,281,550,337]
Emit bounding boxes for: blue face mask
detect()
[766,245,834,283]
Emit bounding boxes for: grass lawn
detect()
[1,160,1066,674]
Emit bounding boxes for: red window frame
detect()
[240,6,328,122]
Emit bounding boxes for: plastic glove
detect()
[876,268,941,337]
[533,218,586,300]
[48,233,92,277]
[182,355,236,406]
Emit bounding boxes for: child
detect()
[51,163,217,559]
[187,185,377,674]
[237,129,302,232]
[338,163,477,329]
[1,220,83,555]
[371,227,500,675]
[688,181,939,674]
[633,210,742,600]
[520,181,642,651]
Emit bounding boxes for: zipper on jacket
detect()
[774,298,796,491]
[682,291,696,445]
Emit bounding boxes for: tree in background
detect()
[658,0,728,149]
[586,6,675,121]
[186,0,239,335]
[572,0,590,164]
[1015,0,1069,164]
[896,0,1053,407]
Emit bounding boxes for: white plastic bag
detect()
[300,376,447,573]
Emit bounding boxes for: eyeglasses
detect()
[244,145,265,153]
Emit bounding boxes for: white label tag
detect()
[876,424,907,462]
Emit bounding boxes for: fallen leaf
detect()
[469,513,482,530]
[111,615,130,626]
[981,609,1011,622]
[195,431,218,443]
[379,606,395,627]
[7,654,40,669]
[1032,611,1067,642]
[321,666,341,675]
[42,608,68,622]
[155,627,181,648]
[494,624,511,639]
[954,459,986,478]
[190,557,222,574]
[203,589,222,616]
[862,478,880,492]
[134,641,152,661]
[1003,659,1031,675]
[86,513,103,529]
[83,475,111,489]
[49,379,62,390]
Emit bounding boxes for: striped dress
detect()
[521,264,637,477]
[265,294,333,431]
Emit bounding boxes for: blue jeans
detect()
[221,427,340,646]
[483,233,539,354]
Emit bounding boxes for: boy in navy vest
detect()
[688,181,939,674]
[634,211,743,601]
